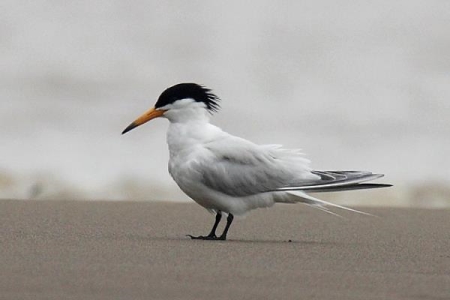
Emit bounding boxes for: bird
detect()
[122,83,391,240]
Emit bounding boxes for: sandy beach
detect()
[1,200,449,299]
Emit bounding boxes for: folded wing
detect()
[197,139,390,197]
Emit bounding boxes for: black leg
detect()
[188,212,222,240]
[218,213,234,240]
[208,212,222,237]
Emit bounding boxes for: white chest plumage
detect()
[166,121,227,210]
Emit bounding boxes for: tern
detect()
[122,83,391,240]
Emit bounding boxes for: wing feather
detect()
[196,137,388,197]
[198,138,317,197]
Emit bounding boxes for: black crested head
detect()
[154,83,220,113]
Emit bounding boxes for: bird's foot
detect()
[187,234,225,241]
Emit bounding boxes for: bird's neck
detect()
[166,119,222,157]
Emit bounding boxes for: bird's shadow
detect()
[122,234,340,246]
[191,238,338,245]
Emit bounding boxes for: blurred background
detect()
[1,1,449,207]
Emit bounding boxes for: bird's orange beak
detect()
[122,107,166,134]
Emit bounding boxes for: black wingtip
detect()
[303,183,393,193]
[122,122,137,135]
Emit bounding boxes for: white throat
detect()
[163,98,222,158]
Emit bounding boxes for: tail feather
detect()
[306,203,346,219]
[288,191,376,217]
[278,170,390,217]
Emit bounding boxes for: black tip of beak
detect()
[122,122,137,135]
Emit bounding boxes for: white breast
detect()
[167,121,225,209]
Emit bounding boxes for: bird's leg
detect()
[218,213,234,240]
[207,212,222,238]
[188,212,222,240]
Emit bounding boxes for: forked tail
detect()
[280,171,392,217]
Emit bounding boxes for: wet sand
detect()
[1,200,449,299]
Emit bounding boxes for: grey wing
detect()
[199,152,297,197]
[197,137,390,197]
[201,160,389,196]
[197,139,317,197]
